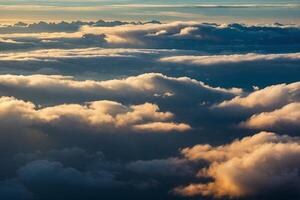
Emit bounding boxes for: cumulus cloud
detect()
[215,81,300,113]
[78,22,300,49]
[0,21,197,45]
[241,103,300,131]
[0,96,190,133]
[174,132,300,198]
[0,73,241,105]
[79,21,200,45]
[160,53,300,66]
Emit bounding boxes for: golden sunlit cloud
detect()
[175,132,300,198]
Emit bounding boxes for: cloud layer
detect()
[0,19,299,200]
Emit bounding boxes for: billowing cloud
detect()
[79,21,199,45]
[241,103,300,131]
[0,73,241,105]
[175,132,300,198]
[215,81,300,113]
[0,96,190,133]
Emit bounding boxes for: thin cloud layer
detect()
[0,48,167,61]
[160,53,300,66]
[175,132,300,198]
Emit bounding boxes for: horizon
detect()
[0,0,299,24]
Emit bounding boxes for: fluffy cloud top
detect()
[0,96,190,133]
[0,73,242,105]
[241,103,300,130]
[216,81,300,113]
[79,21,200,45]
[175,132,300,198]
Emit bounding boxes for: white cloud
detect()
[0,73,242,103]
[215,81,300,113]
[0,96,190,133]
[175,132,300,198]
[241,102,300,130]
[79,21,198,45]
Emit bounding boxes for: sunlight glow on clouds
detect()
[175,132,300,198]
[216,82,300,113]
[0,96,190,133]
[241,103,300,130]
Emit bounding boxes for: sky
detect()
[0,1,300,200]
[0,0,299,23]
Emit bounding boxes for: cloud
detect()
[78,21,198,45]
[0,73,241,105]
[1,21,299,52]
[0,38,24,44]
[0,96,190,133]
[215,81,300,114]
[79,22,300,48]
[0,19,299,200]
[160,53,300,66]
[0,48,166,61]
[241,103,300,131]
[174,132,300,198]
[133,122,191,133]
